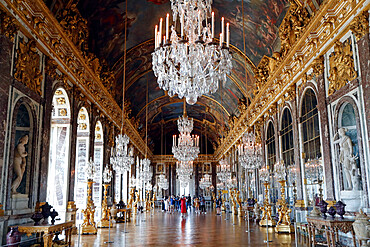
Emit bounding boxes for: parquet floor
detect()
[72,209,309,246]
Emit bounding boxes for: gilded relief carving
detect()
[0,9,18,41]
[350,11,369,41]
[328,40,357,95]
[253,56,270,93]
[14,39,43,95]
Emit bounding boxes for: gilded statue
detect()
[133,191,140,210]
[152,192,156,209]
[229,190,236,208]
[235,191,242,208]
[350,11,369,41]
[334,128,359,190]
[328,40,357,95]
[11,135,28,194]
[14,40,43,95]
[127,188,135,208]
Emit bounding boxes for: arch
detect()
[74,106,91,223]
[46,88,71,220]
[266,121,276,169]
[280,108,294,166]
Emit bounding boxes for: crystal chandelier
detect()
[102,166,113,184]
[157,174,169,190]
[260,165,270,182]
[238,132,263,170]
[86,157,95,181]
[139,158,153,184]
[217,158,231,183]
[172,107,200,161]
[199,174,212,189]
[274,160,286,181]
[110,134,134,174]
[177,160,193,188]
[152,0,232,105]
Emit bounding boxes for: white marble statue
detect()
[334,128,358,190]
[11,135,29,194]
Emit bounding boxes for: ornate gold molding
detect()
[350,10,369,41]
[0,0,151,157]
[152,155,216,164]
[14,39,43,95]
[0,8,18,41]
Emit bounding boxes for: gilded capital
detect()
[350,11,369,41]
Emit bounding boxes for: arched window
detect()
[266,122,276,169]
[93,121,103,219]
[301,89,321,162]
[75,107,90,223]
[281,108,294,166]
[47,88,71,220]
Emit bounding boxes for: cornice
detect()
[214,0,370,160]
[0,0,152,157]
[152,155,217,164]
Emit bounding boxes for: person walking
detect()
[180,195,187,218]
[216,195,222,215]
[194,197,200,214]
[187,195,192,212]
[200,195,206,214]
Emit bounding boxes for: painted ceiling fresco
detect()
[44,0,291,154]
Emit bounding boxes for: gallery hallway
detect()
[72,211,304,246]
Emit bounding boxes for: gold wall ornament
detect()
[59,108,67,116]
[81,181,97,234]
[253,56,270,92]
[14,39,43,95]
[350,10,369,41]
[311,55,325,77]
[328,40,357,95]
[79,123,87,130]
[259,182,276,227]
[285,84,296,102]
[275,180,294,233]
[56,97,66,105]
[0,9,18,41]
[98,184,113,228]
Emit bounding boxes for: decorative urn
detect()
[335,201,346,219]
[328,206,336,219]
[318,200,328,219]
[50,209,59,225]
[31,211,43,226]
[41,202,52,222]
[6,226,21,247]
[247,198,255,207]
[309,206,321,217]
[352,210,370,247]
[110,203,118,219]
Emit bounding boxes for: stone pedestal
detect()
[11,194,31,215]
[340,190,364,212]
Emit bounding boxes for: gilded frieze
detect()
[14,39,43,95]
[311,56,324,77]
[0,9,18,41]
[328,40,357,95]
[350,10,369,41]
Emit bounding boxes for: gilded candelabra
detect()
[81,180,97,234]
[275,180,294,233]
[98,183,112,228]
[259,182,276,227]
[127,187,135,208]
[151,192,156,209]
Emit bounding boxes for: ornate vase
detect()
[31,211,43,225]
[41,202,52,222]
[352,210,370,247]
[50,209,58,225]
[328,206,336,219]
[335,201,346,219]
[318,200,328,219]
[247,198,255,207]
[6,226,21,247]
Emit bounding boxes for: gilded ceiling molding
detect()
[0,8,18,41]
[214,0,369,160]
[350,10,369,41]
[0,0,151,157]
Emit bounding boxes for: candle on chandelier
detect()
[181,10,184,38]
[198,10,202,37]
[166,13,169,42]
[211,12,214,39]
[226,22,230,47]
[154,25,158,48]
[163,36,166,45]
[221,17,224,43]
[159,18,163,45]
[219,33,222,46]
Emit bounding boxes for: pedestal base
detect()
[97,219,114,228]
[259,219,276,227]
[11,194,31,214]
[81,224,97,235]
[340,190,363,212]
[275,224,295,233]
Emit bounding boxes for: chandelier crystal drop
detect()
[238,132,263,170]
[110,134,134,174]
[152,0,232,105]
[172,115,200,162]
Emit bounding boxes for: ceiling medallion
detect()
[152,0,232,105]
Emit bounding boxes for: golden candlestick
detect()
[98,183,113,228]
[275,180,294,233]
[81,180,97,234]
[259,182,276,227]
[127,188,135,208]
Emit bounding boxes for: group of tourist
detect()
[160,195,209,215]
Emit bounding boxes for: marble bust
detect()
[11,135,29,194]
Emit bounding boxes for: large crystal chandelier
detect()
[139,158,153,184]
[110,134,134,173]
[199,174,212,189]
[177,160,193,188]
[172,105,200,161]
[238,132,263,170]
[152,0,232,105]
[217,158,231,183]
[157,174,169,190]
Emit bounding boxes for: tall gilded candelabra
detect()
[98,166,113,228]
[81,158,97,234]
[259,166,276,227]
[275,160,294,233]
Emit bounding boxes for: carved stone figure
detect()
[11,135,29,194]
[334,128,359,190]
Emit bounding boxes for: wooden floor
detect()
[72,210,309,246]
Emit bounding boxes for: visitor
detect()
[187,194,192,212]
[170,195,175,213]
[194,196,200,213]
[180,195,187,218]
[161,198,165,212]
[176,195,180,211]
[216,195,222,215]
[200,195,206,214]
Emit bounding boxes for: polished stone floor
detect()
[72,209,308,246]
